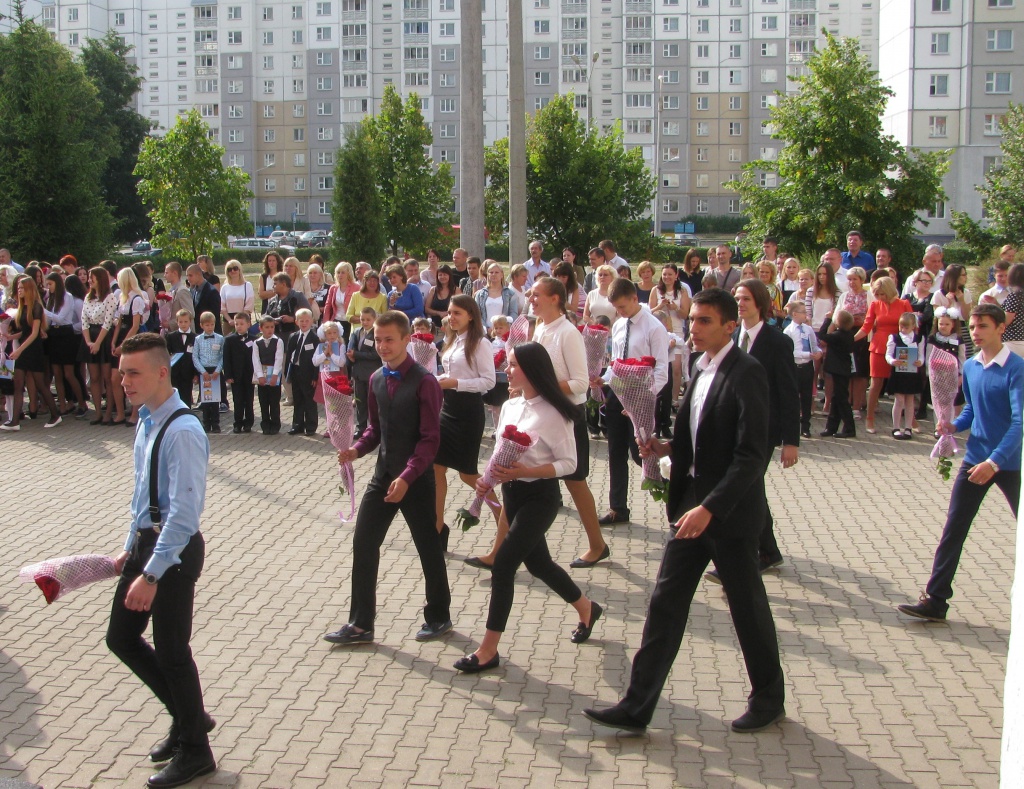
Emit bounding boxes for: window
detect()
[294,127,306,141]
[293,79,305,92]
[760,121,773,135]
[729,148,742,162]
[228,129,244,143]
[260,178,275,193]
[196,79,218,93]
[626,68,651,82]
[114,12,125,26]
[263,32,274,46]
[439,22,455,36]
[696,45,709,58]
[227,6,242,19]
[983,156,1003,172]
[264,105,276,118]
[929,74,949,96]
[342,0,365,8]
[696,147,709,162]
[662,96,680,110]
[263,56,274,69]
[263,80,275,94]
[294,202,306,216]
[663,17,679,32]
[728,199,741,214]
[317,1,332,13]
[440,98,456,112]
[988,0,1013,6]
[696,19,709,33]
[931,33,949,54]
[439,124,457,138]
[68,7,79,22]
[316,27,332,41]
[418,98,429,111]
[534,97,550,110]
[932,0,950,9]
[535,0,550,5]
[761,94,775,109]
[198,104,219,117]
[68,33,80,47]
[662,199,680,213]
[318,51,334,66]
[344,74,368,90]
[262,6,274,20]
[293,4,304,18]
[761,69,778,83]
[294,55,305,69]
[987,30,1013,51]
[294,153,306,166]
[729,96,742,110]
[696,96,709,110]
[440,74,456,87]
[662,121,679,136]
[228,81,243,94]
[319,202,330,216]
[406,72,429,86]
[439,48,456,61]
[729,19,742,33]
[695,174,709,187]
[729,44,742,58]
[696,122,709,136]
[317,77,333,91]
[405,47,430,60]
[293,103,305,117]
[228,31,242,44]
[228,56,243,69]
[563,17,587,32]
[729,122,742,136]
[291,177,305,191]
[264,153,276,168]
[729,70,742,85]
[42,6,55,27]
[927,201,946,219]
[626,119,652,134]
[928,116,948,137]
[439,0,455,8]
[696,70,710,85]
[264,129,276,143]
[762,16,778,30]
[535,46,551,59]
[626,94,652,108]
[663,44,679,57]
[228,105,243,118]
[228,154,244,167]
[293,30,304,45]
[342,23,366,36]
[534,20,550,34]
[984,114,1003,135]
[534,72,551,86]
[318,127,334,140]
[985,72,1011,93]
[404,22,429,35]
[696,199,709,214]
[626,16,651,31]
[317,152,335,167]
[660,70,679,84]
[342,49,366,62]
[317,101,334,116]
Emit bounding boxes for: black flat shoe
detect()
[570,602,603,644]
[569,545,610,569]
[463,556,493,571]
[90,419,104,426]
[110,418,125,426]
[453,653,500,673]
[147,746,216,788]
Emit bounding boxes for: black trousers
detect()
[655,380,674,436]
[257,385,281,433]
[200,367,219,429]
[825,373,854,433]
[795,363,814,433]
[349,472,451,631]
[487,478,582,632]
[171,367,194,409]
[230,381,255,429]
[106,530,209,748]
[290,374,318,432]
[620,491,784,725]
[756,453,783,563]
[353,375,370,435]
[926,464,1020,610]
[605,390,642,516]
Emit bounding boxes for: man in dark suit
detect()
[583,287,785,735]
[285,309,319,435]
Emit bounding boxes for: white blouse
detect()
[584,289,618,323]
[81,292,118,331]
[533,314,589,405]
[221,281,254,315]
[440,331,497,393]
[497,395,576,481]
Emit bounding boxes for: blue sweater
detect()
[392,284,424,320]
[953,348,1024,470]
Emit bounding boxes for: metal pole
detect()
[654,75,664,238]
[459,0,485,257]
[507,0,527,264]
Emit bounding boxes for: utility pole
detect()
[459,0,485,258]
[507,0,527,265]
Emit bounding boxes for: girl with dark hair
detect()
[79,268,117,423]
[434,294,496,550]
[552,262,585,321]
[454,342,603,673]
[1,277,61,430]
[424,264,454,328]
[42,272,87,416]
[259,251,285,312]
[650,263,691,405]
[931,263,974,357]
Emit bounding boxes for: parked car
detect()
[127,240,162,257]
[231,238,276,249]
[296,230,330,248]
[268,230,299,245]
[674,234,701,247]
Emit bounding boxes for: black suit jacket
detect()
[285,328,319,383]
[223,332,255,383]
[743,324,801,449]
[669,346,769,540]
[193,282,222,334]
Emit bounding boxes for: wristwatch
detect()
[988,459,1000,473]
[143,572,159,585]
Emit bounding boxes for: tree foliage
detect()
[974,103,1024,248]
[332,123,387,263]
[485,94,655,257]
[80,32,154,244]
[134,110,252,261]
[358,85,454,256]
[0,7,115,262]
[728,33,949,269]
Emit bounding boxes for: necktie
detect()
[621,318,631,360]
[192,287,199,307]
[293,332,304,363]
[741,332,749,352]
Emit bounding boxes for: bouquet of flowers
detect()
[409,332,438,371]
[580,323,610,421]
[19,554,118,604]
[321,372,358,521]
[454,424,533,530]
[156,292,174,330]
[493,348,507,372]
[609,356,668,502]
[928,347,960,481]
[505,314,530,352]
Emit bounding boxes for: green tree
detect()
[0,6,115,262]
[80,32,154,244]
[484,94,655,257]
[332,124,387,263]
[949,210,999,263]
[362,85,454,255]
[973,103,1024,247]
[134,110,252,260]
[728,33,949,270]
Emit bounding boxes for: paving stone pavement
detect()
[0,406,1013,788]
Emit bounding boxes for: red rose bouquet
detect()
[493,348,507,372]
[928,347,960,481]
[409,332,438,371]
[155,291,174,330]
[455,424,533,530]
[20,554,118,604]
[609,356,668,501]
[322,372,358,520]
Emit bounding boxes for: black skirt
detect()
[79,325,113,364]
[852,337,871,379]
[560,404,590,481]
[46,325,81,366]
[435,389,484,474]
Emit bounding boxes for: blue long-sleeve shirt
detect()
[192,331,224,373]
[391,284,425,320]
[952,346,1024,471]
[123,391,209,579]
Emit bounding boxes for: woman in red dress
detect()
[854,276,911,434]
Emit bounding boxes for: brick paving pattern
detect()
[0,410,1012,788]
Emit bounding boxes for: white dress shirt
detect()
[523,259,552,288]
[497,395,576,480]
[533,314,589,405]
[784,321,818,364]
[440,331,497,393]
[738,320,764,353]
[604,307,670,394]
[688,340,735,475]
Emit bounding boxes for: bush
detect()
[939,241,979,269]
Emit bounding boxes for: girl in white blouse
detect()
[220,260,255,330]
[80,267,118,423]
[453,342,603,673]
[434,294,497,551]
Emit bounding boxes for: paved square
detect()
[0,411,1012,787]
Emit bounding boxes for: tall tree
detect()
[973,103,1024,247]
[80,32,154,244]
[0,6,115,262]
[484,94,655,257]
[363,85,454,255]
[728,33,949,269]
[331,124,387,263]
[134,110,251,261]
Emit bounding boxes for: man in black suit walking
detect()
[583,287,785,735]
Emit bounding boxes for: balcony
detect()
[403,7,428,18]
[342,61,368,72]
[625,28,652,40]
[563,0,588,12]
[404,32,429,44]
[562,29,587,40]
[789,0,816,8]
[342,35,367,47]
[404,57,428,69]
[195,42,218,52]
[342,9,367,20]
[625,53,653,65]
[624,0,651,10]
[195,66,218,76]
[194,17,217,27]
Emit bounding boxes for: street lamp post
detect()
[653,75,665,238]
[571,51,600,127]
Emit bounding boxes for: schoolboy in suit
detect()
[223,313,256,433]
[285,308,319,435]
[817,310,857,438]
[165,310,196,407]
[252,316,284,435]
[347,306,383,437]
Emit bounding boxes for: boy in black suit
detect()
[583,287,784,735]
[223,313,256,433]
[165,309,196,407]
[253,316,284,434]
[817,310,857,438]
[286,308,319,435]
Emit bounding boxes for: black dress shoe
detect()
[819,430,836,437]
[569,545,611,569]
[231,426,242,434]
[305,429,318,435]
[800,430,811,438]
[833,431,856,438]
[583,705,647,734]
[149,714,217,763]
[453,653,500,673]
[598,511,630,526]
[759,554,784,573]
[241,426,252,433]
[287,428,301,435]
[570,602,603,644]
[147,746,216,788]
[731,706,785,733]
[897,593,947,622]
[463,556,493,571]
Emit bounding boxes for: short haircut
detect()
[846,266,867,283]
[847,230,863,240]
[763,236,779,245]
[588,247,606,260]
[924,243,943,257]
[1001,244,1017,255]
[599,239,617,253]
[360,306,378,318]
[786,300,806,316]
[385,263,407,283]
[375,309,411,336]
[692,287,738,324]
[120,332,171,366]
[199,311,216,324]
[994,260,1011,272]
[185,264,202,276]
[509,263,527,279]
[972,303,1006,326]
[295,308,313,321]
[165,261,183,276]
[175,309,191,320]
[636,260,654,278]
[737,278,773,322]
[233,311,252,324]
[835,309,855,330]
[898,311,918,327]
[467,255,482,267]
[273,272,293,288]
[259,315,276,327]
[608,277,637,302]
[870,276,899,300]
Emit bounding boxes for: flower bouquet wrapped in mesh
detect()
[454,424,533,530]
[505,314,530,353]
[609,355,668,501]
[928,347,960,481]
[156,292,174,330]
[19,554,118,604]
[580,324,609,401]
[322,372,358,521]
[409,332,438,371]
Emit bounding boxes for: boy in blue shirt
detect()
[192,312,224,434]
[899,303,1023,622]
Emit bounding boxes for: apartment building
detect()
[880,0,1023,240]
[21,0,878,231]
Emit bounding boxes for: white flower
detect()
[659,455,672,480]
